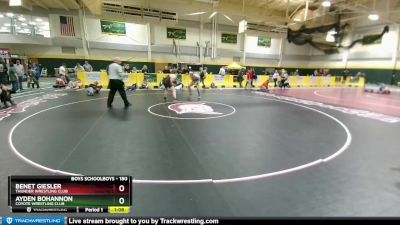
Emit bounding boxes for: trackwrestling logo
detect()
[168,103,222,115]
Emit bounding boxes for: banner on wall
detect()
[215,75,224,83]
[221,33,237,44]
[257,36,271,47]
[167,27,186,40]
[101,20,126,35]
[86,72,101,82]
[144,73,157,83]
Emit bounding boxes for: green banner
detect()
[257,36,271,47]
[101,20,126,35]
[167,27,186,40]
[221,33,237,44]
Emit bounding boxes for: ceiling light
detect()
[184,12,207,16]
[208,11,217,20]
[18,16,26,21]
[238,19,247,33]
[326,34,335,42]
[28,21,36,25]
[293,18,301,22]
[322,1,331,7]
[21,22,27,26]
[4,23,11,27]
[368,13,379,21]
[0,14,4,18]
[35,18,43,22]
[6,12,14,18]
[328,30,337,35]
[9,0,22,6]
[223,14,234,23]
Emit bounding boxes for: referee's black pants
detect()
[107,79,130,107]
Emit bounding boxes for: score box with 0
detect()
[8,176,132,211]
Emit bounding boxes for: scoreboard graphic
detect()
[8,176,132,213]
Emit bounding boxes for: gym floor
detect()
[1,80,400,216]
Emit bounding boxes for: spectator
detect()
[245,68,255,88]
[171,67,178,74]
[74,63,84,73]
[141,65,148,73]
[313,69,318,76]
[200,67,208,88]
[0,60,8,85]
[27,66,33,88]
[218,67,226,76]
[15,60,25,91]
[181,66,189,74]
[237,68,245,88]
[124,64,131,73]
[8,63,18,93]
[74,63,85,76]
[83,61,93,72]
[59,63,70,83]
[272,70,279,87]
[1,84,16,108]
[280,69,289,88]
[31,63,41,88]
[162,66,170,74]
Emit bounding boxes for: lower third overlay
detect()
[0,217,221,225]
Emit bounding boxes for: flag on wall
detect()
[60,16,75,36]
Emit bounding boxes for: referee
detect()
[107,57,131,108]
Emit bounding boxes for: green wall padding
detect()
[36,57,398,84]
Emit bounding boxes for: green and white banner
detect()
[221,33,237,44]
[257,36,271,47]
[101,20,126,35]
[167,27,186,40]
